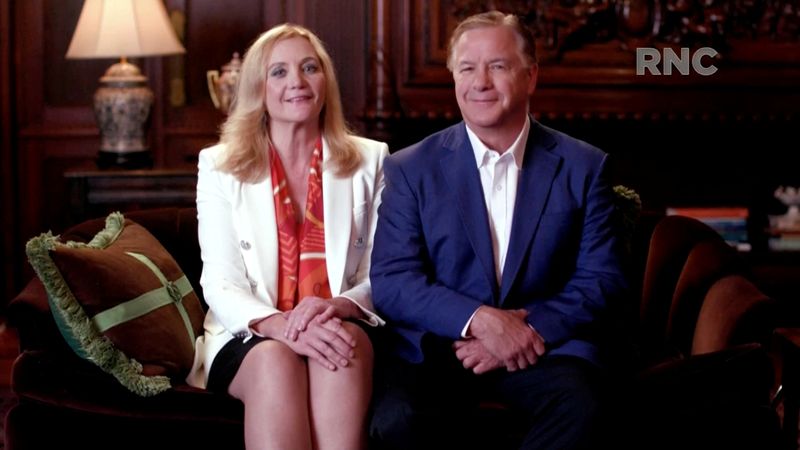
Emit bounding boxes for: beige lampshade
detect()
[66,0,185,59]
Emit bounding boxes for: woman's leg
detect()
[229,340,312,450]
[307,322,374,450]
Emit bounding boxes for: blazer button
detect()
[240,240,251,250]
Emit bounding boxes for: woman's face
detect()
[264,37,327,129]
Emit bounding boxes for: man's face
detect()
[451,26,537,140]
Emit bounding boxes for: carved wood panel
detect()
[377,0,800,120]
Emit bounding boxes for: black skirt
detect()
[206,335,269,393]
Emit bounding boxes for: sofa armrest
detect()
[776,328,800,450]
[692,275,778,355]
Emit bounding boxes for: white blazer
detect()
[186,136,388,389]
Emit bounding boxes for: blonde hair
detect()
[446,11,537,72]
[217,23,361,182]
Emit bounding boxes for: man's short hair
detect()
[446,10,538,72]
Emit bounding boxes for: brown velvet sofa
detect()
[5,208,244,450]
[3,208,787,449]
[614,215,783,449]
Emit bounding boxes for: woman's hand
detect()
[285,316,356,370]
[284,296,363,341]
[252,313,356,371]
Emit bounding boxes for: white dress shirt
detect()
[460,117,531,336]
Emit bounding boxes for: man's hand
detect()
[453,339,502,374]
[467,306,546,372]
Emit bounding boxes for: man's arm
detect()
[370,157,484,339]
[522,155,628,346]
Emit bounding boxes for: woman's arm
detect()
[196,146,280,339]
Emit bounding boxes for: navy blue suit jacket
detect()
[370,119,627,365]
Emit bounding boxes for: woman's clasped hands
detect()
[282,296,360,371]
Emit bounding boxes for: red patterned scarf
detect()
[270,137,332,311]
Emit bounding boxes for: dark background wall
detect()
[1,0,799,305]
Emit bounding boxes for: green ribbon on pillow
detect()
[91,252,197,347]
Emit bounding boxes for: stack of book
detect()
[767,212,800,251]
[666,206,751,252]
[767,230,800,251]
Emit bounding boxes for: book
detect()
[666,207,748,219]
[666,206,750,251]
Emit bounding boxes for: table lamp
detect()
[66,0,185,168]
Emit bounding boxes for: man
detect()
[369,10,627,450]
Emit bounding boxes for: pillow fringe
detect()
[25,217,172,397]
[87,211,125,249]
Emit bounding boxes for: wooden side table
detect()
[64,169,197,225]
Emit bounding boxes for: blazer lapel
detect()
[322,139,352,296]
[500,122,562,303]
[440,124,497,294]
[240,173,279,304]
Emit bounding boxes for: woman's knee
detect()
[250,340,305,371]
[342,322,374,362]
[230,340,306,398]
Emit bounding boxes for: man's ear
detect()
[527,63,538,95]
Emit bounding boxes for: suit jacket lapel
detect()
[322,139,352,296]
[440,124,497,295]
[500,121,562,303]
[240,173,279,304]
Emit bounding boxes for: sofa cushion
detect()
[8,350,244,450]
[11,350,243,422]
[24,212,205,396]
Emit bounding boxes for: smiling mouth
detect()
[285,95,312,103]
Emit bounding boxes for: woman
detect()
[187,23,388,450]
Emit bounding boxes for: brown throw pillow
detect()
[25,212,205,396]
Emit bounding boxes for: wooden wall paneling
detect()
[15,0,44,129]
[284,0,306,23]
[43,0,105,118]
[15,0,96,241]
[362,0,458,150]
[14,0,46,291]
[163,135,221,168]
[0,0,16,303]
[148,55,168,168]
[396,0,457,117]
[263,0,286,25]
[160,0,274,166]
[363,0,398,144]
[303,0,368,127]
